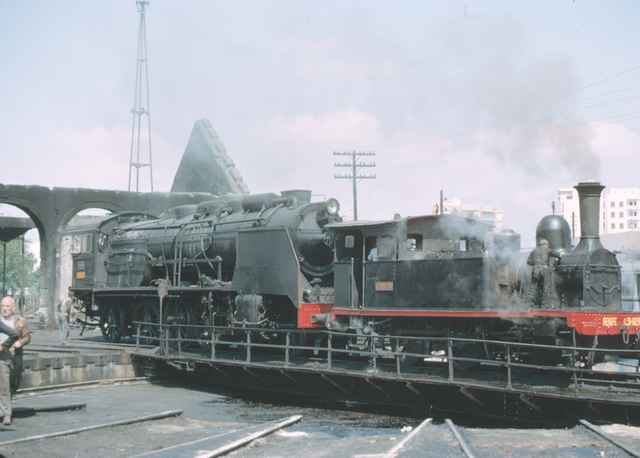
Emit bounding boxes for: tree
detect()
[1,237,40,297]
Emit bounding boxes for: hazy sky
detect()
[2,1,640,246]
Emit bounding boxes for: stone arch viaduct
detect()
[0,183,215,321]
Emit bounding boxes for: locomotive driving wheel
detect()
[167,302,199,346]
[100,306,121,343]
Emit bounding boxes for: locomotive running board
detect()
[329,307,640,336]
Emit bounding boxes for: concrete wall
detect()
[20,351,137,388]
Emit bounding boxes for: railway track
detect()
[579,419,640,457]
[15,377,150,399]
[132,415,303,457]
[357,417,640,457]
[5,375,640,458]
[0,410,184,448]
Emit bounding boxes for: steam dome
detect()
[536,215,572,256]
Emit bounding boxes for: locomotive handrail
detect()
[134,320,640,397]
[132,321,640,355]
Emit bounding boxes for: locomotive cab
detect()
[328,214,490,310]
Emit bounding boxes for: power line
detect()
[333,151,376,221]
[580,93,640,109]
[128,0,154,193]
[580,64,640,91]
[579,85,639,104]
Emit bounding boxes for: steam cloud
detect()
[471,53,600,180]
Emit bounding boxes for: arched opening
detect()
[0,203,43,318]
[56,208,114,307]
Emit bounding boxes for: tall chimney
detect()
[574,181,604,253]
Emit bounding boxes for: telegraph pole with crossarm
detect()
[333,151,376,220]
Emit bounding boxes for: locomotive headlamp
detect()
[325,198,340,215]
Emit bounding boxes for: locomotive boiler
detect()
[106,190,339,287]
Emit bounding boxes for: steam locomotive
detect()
[69,182,639,355]
[70,190,341,341]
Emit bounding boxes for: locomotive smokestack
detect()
[575,181,604,252]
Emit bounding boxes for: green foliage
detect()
[0,237,40,295]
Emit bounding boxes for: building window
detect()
[612,223,616,229]
[611,212,615,218]
[620,212,625,217]
[620,201,625,207]
[620,223,625,229]
[611,202,615,207]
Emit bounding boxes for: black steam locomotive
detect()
[69,182,639,353]
[71,190,341,340]
[324,181,628,348]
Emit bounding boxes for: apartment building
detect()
[557,186,640,239]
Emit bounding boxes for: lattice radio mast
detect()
[128,0,154,192]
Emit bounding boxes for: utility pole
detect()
[128,0,154,193]
[333,151,376,220]
[2,241,6,297]
[20,235,25,314]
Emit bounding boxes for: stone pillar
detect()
[43,231,58,329]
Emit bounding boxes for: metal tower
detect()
[128,0,154,192]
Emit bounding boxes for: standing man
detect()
[0,296,31,425]
[526,239,560,308]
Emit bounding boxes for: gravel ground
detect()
[0,382,639,457]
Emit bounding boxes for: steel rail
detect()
[15,377,149,398]
[382,417,432,457]
[0,410,183,447]
[445,419,476,458]
[200,414,302,457]
[579,419,640,457]
[131,415,302,458]
[13,402,87,414]
[130,427,247,457]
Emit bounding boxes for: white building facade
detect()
[557,187,640,240]
[433,197,504,230]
